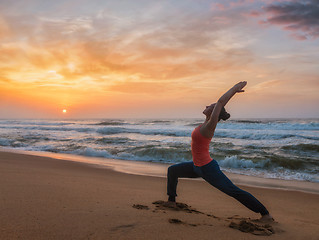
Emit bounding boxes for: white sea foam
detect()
[218,156,268,169]
[0,138,11,146]
[69,147,113,158]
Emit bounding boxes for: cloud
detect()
[0,4,256,91]
[250,79,281,91]
[39,16,93,35]
[0,76,12,83]
[211,0,256,12]
[107,81,171,94]
[261,0,319,40]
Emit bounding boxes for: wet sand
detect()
[1,150,319,239]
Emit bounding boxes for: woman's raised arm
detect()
[203,81,247,137]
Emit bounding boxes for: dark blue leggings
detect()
[167,160,269,215]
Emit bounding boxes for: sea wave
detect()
[93,120,127,126]
[0,125,94,132]
[217,156,319,182]
[218,121,319,131]
[0,120,74,126]
[282,143,319,153]
[95,137,134,145]
[218,155,269,169]
[140,120,174,124]
[96,126,189,137]
[69,147,113,158]
[214,130,318,141]
[0,137,11,146]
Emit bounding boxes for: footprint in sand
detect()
[227,215,280,236]
[168,218,199,227]
[110,224,136,233]
[151,200,221,220]
[132,204,149,210]
[229,219,274,236]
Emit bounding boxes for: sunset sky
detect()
[0,0,318,119]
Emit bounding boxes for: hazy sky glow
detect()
[0,0,318,119]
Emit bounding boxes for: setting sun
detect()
[62,109,67,113]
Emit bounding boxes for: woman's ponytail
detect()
[219,107,230,121]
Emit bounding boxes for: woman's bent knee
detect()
[167,165,175,177]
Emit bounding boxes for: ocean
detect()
[0,118,318,183]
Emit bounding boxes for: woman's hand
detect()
[233,81,247,93]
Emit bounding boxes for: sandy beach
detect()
[1,150,319,240]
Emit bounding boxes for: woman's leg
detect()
[195,160,269,215]
[167,161,199,201]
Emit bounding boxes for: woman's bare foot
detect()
[260,214,274,222]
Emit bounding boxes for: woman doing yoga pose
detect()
[166,81,273,221]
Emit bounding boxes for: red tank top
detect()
[191,124,212,167]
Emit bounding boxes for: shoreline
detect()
[1,147,318,195]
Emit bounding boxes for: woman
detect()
[166,81,273,221]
